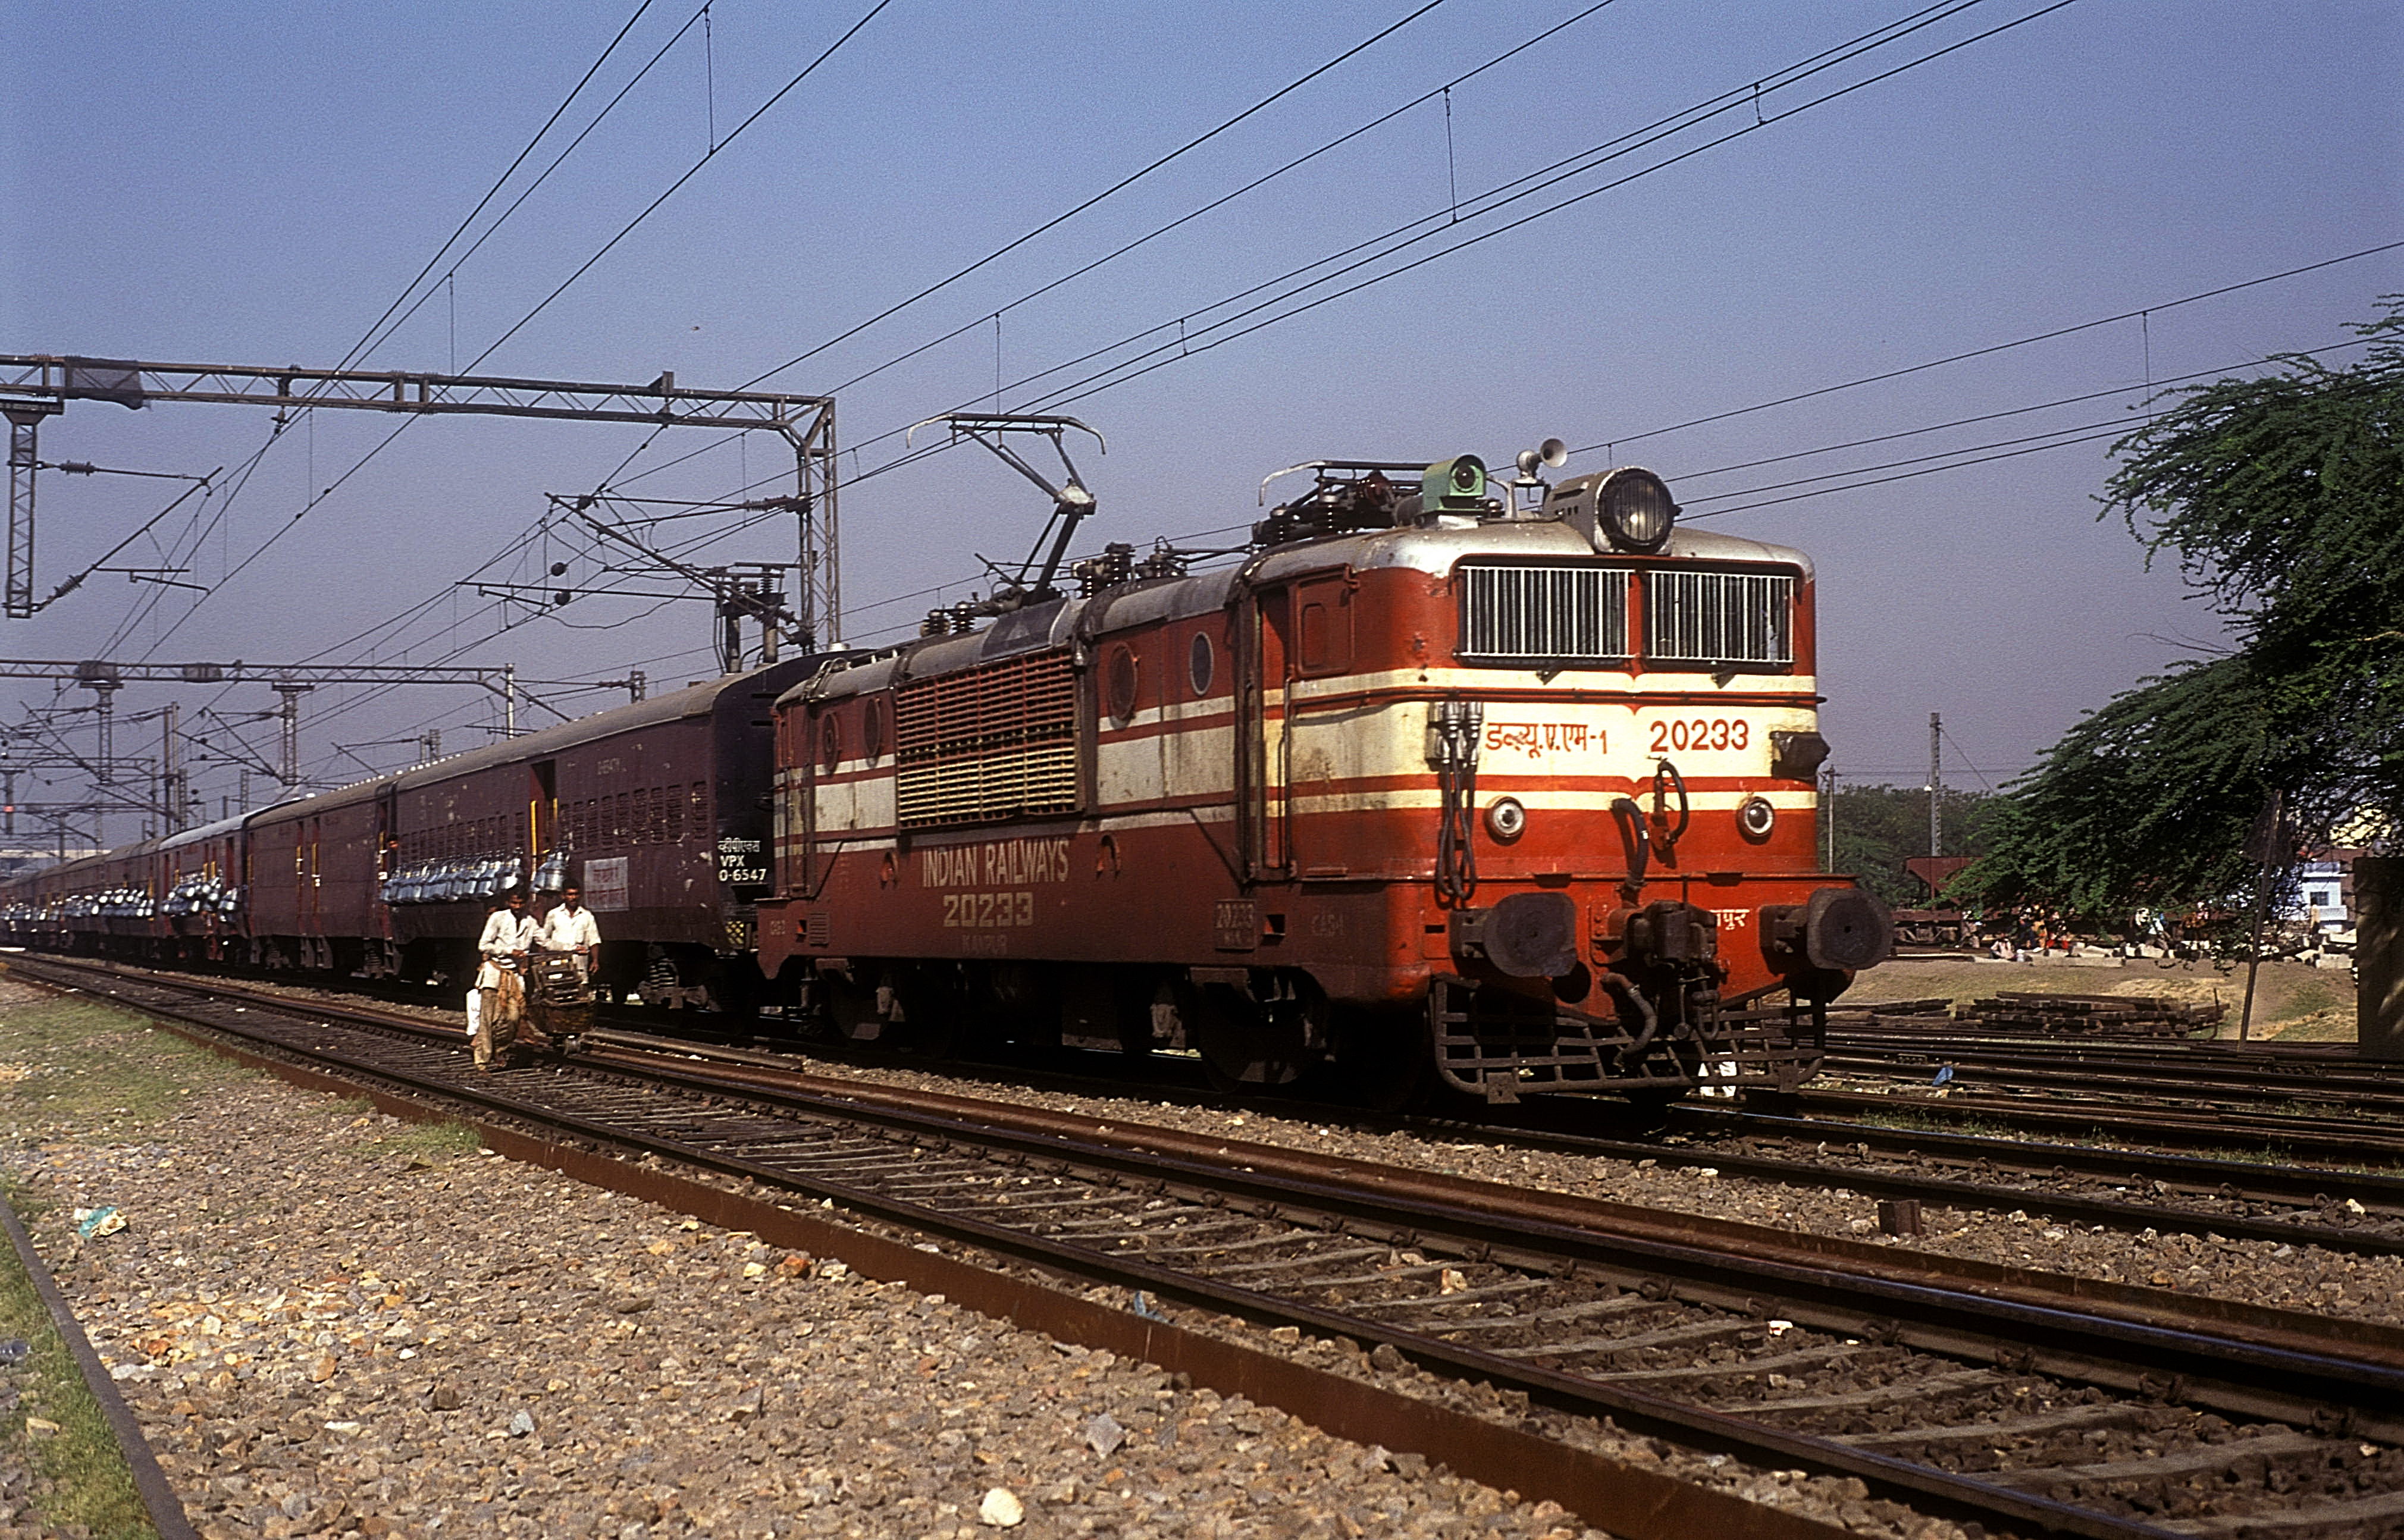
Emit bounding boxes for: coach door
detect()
[529,760,557,876]
[374,785,398,923]
[303,816,321,933]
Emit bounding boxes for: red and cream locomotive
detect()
[759,423,1889,1102]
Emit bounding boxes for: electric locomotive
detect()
[759,432,1889,1101]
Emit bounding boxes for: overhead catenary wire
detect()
[118,1,895,661]
[810,0,2035,473]
[606,0,1966,495]
[1663,335,2377,485]
[466,0,899,372]
[337,0,667,372]
[801,0,1629,402]
[118,0,687,665]
[350,2,719,364]
[1568,237,2404,457]
[738,0,1458,391]
[1018,1,2086,416]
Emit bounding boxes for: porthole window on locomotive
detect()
[862,701,883,763]
[819,714,842,774]
[1106,645,1141,724]
[1187,630,1215,696]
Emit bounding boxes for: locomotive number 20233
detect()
[1648,717,1750,754]
[943,890,1036,929]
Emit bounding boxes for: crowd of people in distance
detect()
[469,883,600,1070]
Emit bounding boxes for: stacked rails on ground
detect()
[1820,998,1953,1030]
[1825,992,2226,1039]
[1967,990,2224,1038]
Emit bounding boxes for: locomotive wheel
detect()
[824,973,887,1043]
[1194,982,1315,1093]
[1314,1005,1425,1112]
[895,968,971,1058]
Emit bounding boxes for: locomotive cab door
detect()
[1236,586,1291,880]
[794,704,830,901]
[1238,570,1352,882]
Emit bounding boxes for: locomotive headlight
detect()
[1485,796,1527,842]
[1738,795,1777,842]
[1596,466,1677,552]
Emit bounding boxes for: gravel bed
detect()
[0,977,2021,1539]
[0,987,1644,1540]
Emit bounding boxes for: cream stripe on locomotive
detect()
[1278,698,1819,786]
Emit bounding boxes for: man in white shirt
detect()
[535,883,602,986]
[474,887,535,1071]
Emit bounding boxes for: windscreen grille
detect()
[1457,564,1629,663]
[894,651,1080,827]
[1645,570,1795,666]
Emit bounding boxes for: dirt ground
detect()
[1857,956,2358,1042]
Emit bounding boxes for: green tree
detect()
[1966,302,2404,920]
[1818,783,1995,908]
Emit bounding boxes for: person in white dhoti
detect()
[474,887,535,1070]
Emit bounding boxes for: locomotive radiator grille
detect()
[1456,564,1629,663]
[894,651,1080,827]
[1644,569,1795,666]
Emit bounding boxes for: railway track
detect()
[18,954,2404,1539]
[576,1017,2404,1257]
[33,951,2404,1265]
[1822,1036,2404,1120]
[1788,1084,2404,1168]
[46,954,2404,1256]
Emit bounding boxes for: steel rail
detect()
[1786,1087,2404,1166]
[21,956,2404,1540]
[1826,1039,2404,1107]
[1372,1109,2404,1255]
[1673,1103,2404,1200]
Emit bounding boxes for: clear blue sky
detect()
[2,0,2397,836]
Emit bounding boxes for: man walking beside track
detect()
[474,886,535,1071]
[536,882,601,987]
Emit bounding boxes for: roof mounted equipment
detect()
[907,413,1105,614]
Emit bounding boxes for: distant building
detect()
[0,846,102,882]
[2294,857,2353,935]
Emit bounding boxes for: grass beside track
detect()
[0,1179,156,1540]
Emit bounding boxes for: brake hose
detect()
[1599,971,1660,1055]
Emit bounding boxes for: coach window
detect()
[862,701,884,763]
[819,713,842,774]
[1187,629,1215,697]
